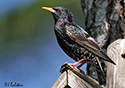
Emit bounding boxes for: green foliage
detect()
[0,0,85,66]
[0,0,84,44]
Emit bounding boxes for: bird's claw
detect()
[69,63,85,74]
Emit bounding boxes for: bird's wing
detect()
[65,23,115,65]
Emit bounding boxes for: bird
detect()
[42,7,116,83]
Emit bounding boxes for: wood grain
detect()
[106,39,125,88]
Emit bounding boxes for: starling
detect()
[42,7,115,75]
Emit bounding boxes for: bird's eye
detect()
[57,10,61,14]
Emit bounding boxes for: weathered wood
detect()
[52,63,105,88]
[106,39,125,88]
[51,71,68,88]
[81,0,123,48]
[81,0,124,85]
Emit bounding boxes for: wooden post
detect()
[51,63,105,88]
[51,38,125,88]
[106,39,125,88]
[81,0,124,85]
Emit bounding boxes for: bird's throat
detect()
[55,20,65,29]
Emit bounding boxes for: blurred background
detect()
[0,0,86,88]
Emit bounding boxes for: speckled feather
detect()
[55,22,115,65]
[43,6,115,77]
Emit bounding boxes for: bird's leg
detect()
[70,58,85,67]
[69,58,85,71]
[77,62,85,69]
[77,62,85,74]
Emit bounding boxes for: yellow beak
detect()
[42,7,56,13]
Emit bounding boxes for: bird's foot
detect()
[69,63,80,72]
[69,58,85,73]
[79,69,85,74]
[69,63,85,74]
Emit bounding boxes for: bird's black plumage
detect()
[42,7,115,81]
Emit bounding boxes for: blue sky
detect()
[0,1,86,88]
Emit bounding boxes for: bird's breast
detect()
[54,30,97,62]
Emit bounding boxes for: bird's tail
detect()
[87,61,106,85]
[100,50,116,65]
[95,58,106,85]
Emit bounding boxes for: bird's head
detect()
[42,7,73,23]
